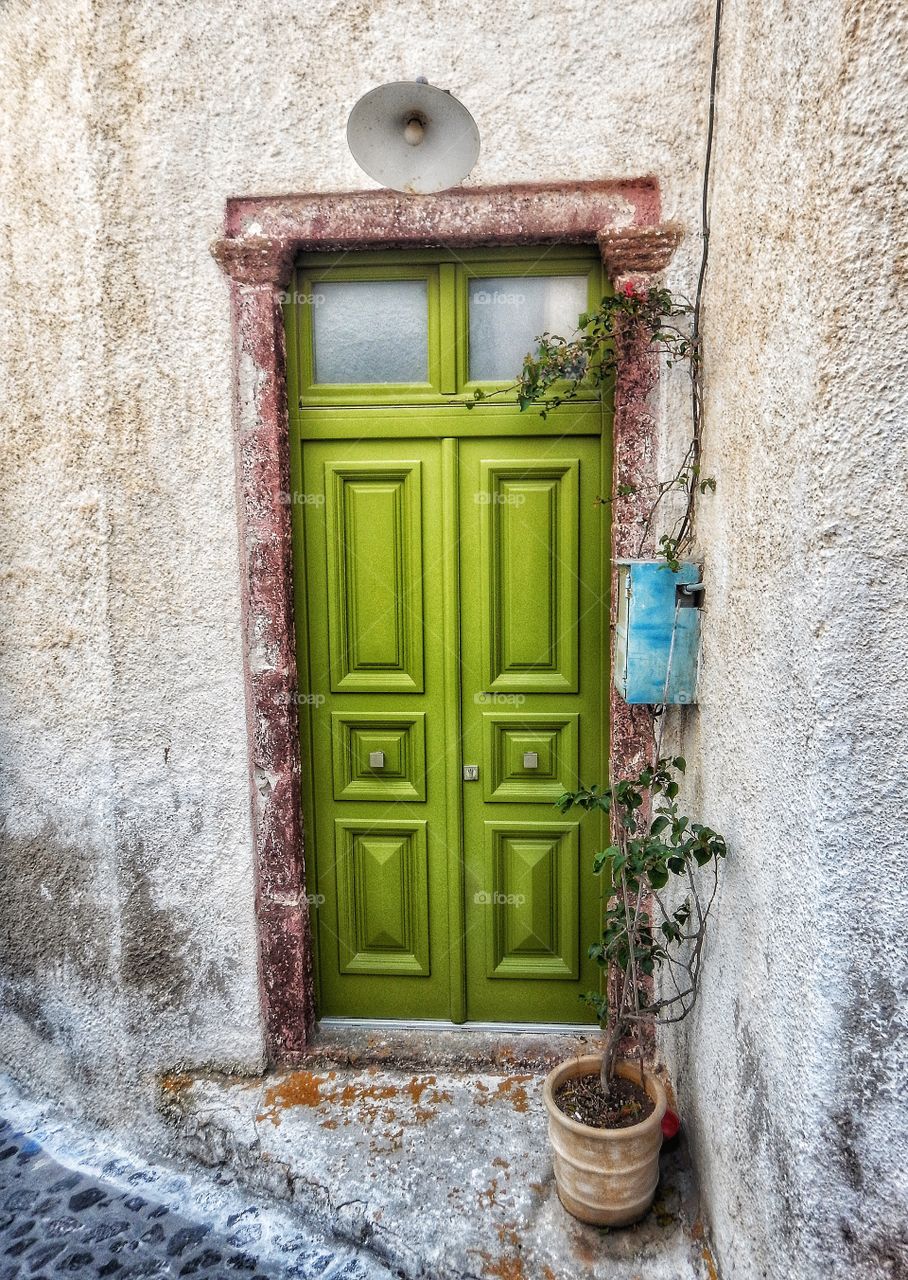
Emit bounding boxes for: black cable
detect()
[693,0,723,347]
[679,0,722,550]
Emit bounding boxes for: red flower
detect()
[661,1108,681,1140]
[622,281,638,298]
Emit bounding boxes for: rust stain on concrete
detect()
[159,1074,192,1096]
[476,1248,526,1280]
[472,1225,528,1280]
[403,1074,436,1105]
[257,1070,337,1122]
[478,1178,500,1209]
[257,1069,454,1127]
[692,1220,720,1280]
[494,1075,534,1113]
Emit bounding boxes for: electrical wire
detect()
[694,0,724,343]
[680,0,723,550]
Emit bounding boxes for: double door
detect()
[298,435,606,1023]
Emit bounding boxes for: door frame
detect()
[211,180,681,1064]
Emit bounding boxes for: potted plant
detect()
[543,757,727,1225]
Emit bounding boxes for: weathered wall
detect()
[0,0,710,1140]
[3,2,905,1276]
[665,1,908,1277]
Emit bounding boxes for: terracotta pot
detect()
[542,1055,667,1226]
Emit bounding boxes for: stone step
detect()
[162,1061,714,1280]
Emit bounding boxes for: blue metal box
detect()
[614,560,702,705]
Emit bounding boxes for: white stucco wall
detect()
[1,1,904,1276]
[666,1,908,1278]
[0,0,710,1136]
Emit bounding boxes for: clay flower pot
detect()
[543,1055,668,1226]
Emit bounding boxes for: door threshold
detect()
[292,1018,604,1073]
[318,1017,602,1035]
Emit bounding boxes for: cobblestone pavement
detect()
[0,1109,395,1280]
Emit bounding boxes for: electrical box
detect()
[615,560,702,705]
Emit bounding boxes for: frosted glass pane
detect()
[469,275,588,382]
[312,279,428,384]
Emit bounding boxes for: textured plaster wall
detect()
[0,0,710,1141]
[664,1,908,1278]
[4,2,904,1277]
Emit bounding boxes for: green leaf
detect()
[593,846,618,874]
[649,866,669,890]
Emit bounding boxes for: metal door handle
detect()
[523,751,539,769]
[369,751,385,769]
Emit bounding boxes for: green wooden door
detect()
[300,440,454,1019]
[458,437,605,1022]
[288,248,609,1025]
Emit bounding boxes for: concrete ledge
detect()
[160,1060,715,1280]
[284,1021,608,1074]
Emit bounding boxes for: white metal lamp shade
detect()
[346,80,480,195]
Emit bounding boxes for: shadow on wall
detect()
[0,821,222,1083]
[0,825,124,1088]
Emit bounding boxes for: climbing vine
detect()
[466,282,714,569]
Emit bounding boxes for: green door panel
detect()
[324,460,425,692]
[482,712,580,804]
[300,439,453,1019]
[458,437,606,1023]
[290,247,610,1025]
[334,819,430,976]
[478,458,579,692]
[482,821,581,981]
[330,712,427,802]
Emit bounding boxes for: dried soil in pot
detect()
[553,1071,655,1129]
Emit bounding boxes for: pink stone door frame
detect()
[212,180,680,1064]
